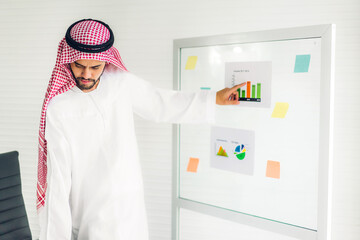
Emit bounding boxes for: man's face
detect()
[70,59,106,92]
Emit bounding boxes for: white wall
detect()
[0,0,359,239]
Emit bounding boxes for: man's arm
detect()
[127,73,245,124]
[39,110,72,240]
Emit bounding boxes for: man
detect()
[37,19,244,239]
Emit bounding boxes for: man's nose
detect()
[82,68,91,79]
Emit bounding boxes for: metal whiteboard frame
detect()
[172,24,335,240]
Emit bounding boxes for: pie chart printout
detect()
[211,127,255,176]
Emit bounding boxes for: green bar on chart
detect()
[237,88,241,97]
[252,85,256,98]
[242,90,245,98]
[257,83,261,99]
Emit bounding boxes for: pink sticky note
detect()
[187,157,199,173]
[266,160,280,179]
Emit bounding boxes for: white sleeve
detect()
[128,74,216,124]
[39,110,72,240]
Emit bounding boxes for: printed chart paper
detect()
[225,61,272,108]
[210,126,255,175]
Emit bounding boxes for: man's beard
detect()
[75,77,99,90]
[72,66,105,91]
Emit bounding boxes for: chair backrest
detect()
[0,151,32,240]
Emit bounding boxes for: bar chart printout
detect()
[225,61,271,108]
[236,81,262,102]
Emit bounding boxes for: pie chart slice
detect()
[236,152,246,160]
[234,144,246,160]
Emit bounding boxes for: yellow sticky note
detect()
[187,157,199,173]
[266,160,280,179]
[185,56,198,70]
[271,102,289,118]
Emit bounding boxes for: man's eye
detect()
[92,67,99,70]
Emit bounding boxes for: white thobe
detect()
[39,70,216,240]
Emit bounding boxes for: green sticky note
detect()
[294,55,311,73]
[200,87,211,90]
[185,56,198,70]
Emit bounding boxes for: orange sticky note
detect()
[187,157,199,173]
[185,56,198,70]
[266,160,280,179]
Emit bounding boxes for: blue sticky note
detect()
[294,55,311,73]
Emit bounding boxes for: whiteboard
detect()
[172,25,335,240]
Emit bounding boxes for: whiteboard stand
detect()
[172,25,335,240]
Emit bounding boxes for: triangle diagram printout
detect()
[217,146,229,157]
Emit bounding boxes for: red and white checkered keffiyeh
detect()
[37,20,127,210]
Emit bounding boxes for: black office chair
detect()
[0,151,32,240]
